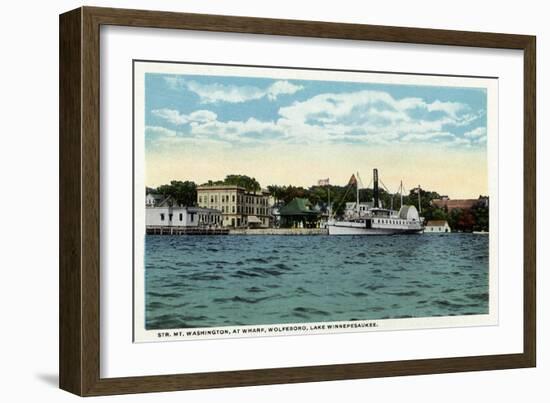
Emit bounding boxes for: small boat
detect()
[327,169,424,235]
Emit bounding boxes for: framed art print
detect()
[59,6,536,396]
[133,61,499,342]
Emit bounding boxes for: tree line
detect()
[148,174,261,207]
[148,174,489,232]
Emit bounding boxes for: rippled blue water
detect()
[144,234,489,329]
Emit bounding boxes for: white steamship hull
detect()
[327,221,423,235]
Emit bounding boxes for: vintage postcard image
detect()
[133,61,498,342]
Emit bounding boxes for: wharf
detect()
[229,228,328,235]
[146,226,229,235]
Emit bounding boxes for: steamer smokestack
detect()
[373,168,379,208]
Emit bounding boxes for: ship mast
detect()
[400,180,404,208]
[327,187,331,217]
[356,171,360,215]
[417,184,422,213]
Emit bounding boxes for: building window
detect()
[179,213,183,221]
[232,195,235,202]
[232,206,235,213]
[169,213,173,221]
[160,213,165,221]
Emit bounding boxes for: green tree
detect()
[402,188,441,212]
[267,185,284,203]
[155,180,197,206]
[457,210,476,232]
[223,174,261,192]
[447,208,463,231]
[472,198,489,231]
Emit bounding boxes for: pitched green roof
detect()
[279,198,319,216]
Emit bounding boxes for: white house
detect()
[146,206,223,227]
[146,195,223,227]
[424,220,451,233]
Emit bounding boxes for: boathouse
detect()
[146,195,222,228]
[424,220,451,233]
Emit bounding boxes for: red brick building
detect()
[431,196,488,211]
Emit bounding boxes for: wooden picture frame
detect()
[59,6,536,396]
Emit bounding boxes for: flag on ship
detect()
[318,178,330,186]
[348,174,357,186]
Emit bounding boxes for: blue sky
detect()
[145,72,487,150]
[143,70,489,197]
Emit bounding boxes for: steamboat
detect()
[327,169,424,235]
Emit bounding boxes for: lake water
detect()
[144,234,489,329]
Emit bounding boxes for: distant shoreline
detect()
[145,227,489,236]
[229,228,327,235]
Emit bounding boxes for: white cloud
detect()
[276,90,476,146]
[145,126,177,137]
[151,109,217,125]
[278,90,468,130]
[163,76,184,90]
[426,100,466,118]
[476,135,487,144]
[188,110,218,123]
[166,77,303,103]
[151,108,286,145]
[464,127,487,138]
[401,132,455,143]
[186,81,264,103]
[145,125,231,149]
[450,137,472,147]
[150,88,484,149]
[190,118,286,144]
[266,81,303,101]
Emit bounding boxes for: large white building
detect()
[196,185,271,228]
[145,194,222,227]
